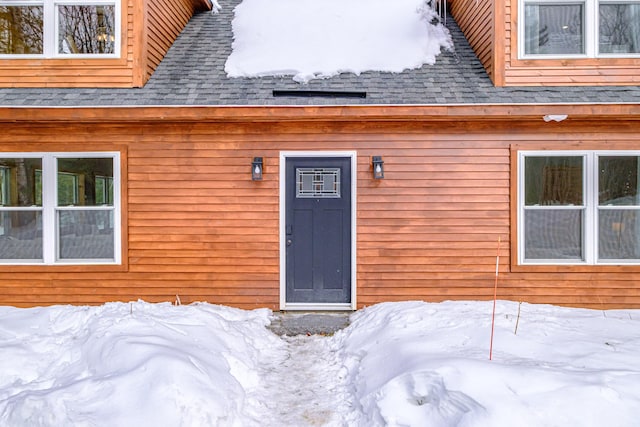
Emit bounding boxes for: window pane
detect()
[525,156,583,205]
[58,5,115,54]
[599,209,640,259]
[525,3,584,54]
[0,5,43,54]
[599,3,640,54]
[599,156,640,205]
[525,209,583,259]
[0,211,42,260]
[58,210,114,259]
[0,158,42,207]
[57,158,114,206]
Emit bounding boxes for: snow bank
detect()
[225,0,453,83]
[1,300,639,426]
[335,300,640,426]
[0,302,282,426]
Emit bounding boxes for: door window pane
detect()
[525,156,583,205]
[58,210,114,259]
[599,3,640,54]
[58,5,115,54]
[525,209,584,259]
[525,3,585,54]
[0,5,43,54]
[296,168,341,198]
[0,211,43,260]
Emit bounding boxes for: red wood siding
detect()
[0,115,639,309]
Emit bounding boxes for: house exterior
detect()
[0,0,639,310]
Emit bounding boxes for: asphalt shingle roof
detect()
[1,0,640,107]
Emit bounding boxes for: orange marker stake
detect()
[489,236,501,361]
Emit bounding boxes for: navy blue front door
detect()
[285,157,351,304]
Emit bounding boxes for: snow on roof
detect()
[224,0,453,83]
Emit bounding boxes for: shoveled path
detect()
[244,312,355,426]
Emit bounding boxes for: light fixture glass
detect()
[252,157,263,180]
[372,156,384,179]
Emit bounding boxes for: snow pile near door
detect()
[224,0,453,83]
[1,300,640,426]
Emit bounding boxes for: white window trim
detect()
[0,152,121,265]
[518,0,640,59]
[0,0,121,59]
[518,150,640,265]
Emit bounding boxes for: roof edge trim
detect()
[0,104,638,123]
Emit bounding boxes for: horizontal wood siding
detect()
[450,0,495,82]
[144,0,198,83]
[504,0,640,86]
[0,119,639,309]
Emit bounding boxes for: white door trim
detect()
[279,151,357,311]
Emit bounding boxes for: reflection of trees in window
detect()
[599,156,639,205]
[599,4,640,53]
[525,157,583,206]
[58,5,115,54]
[0,6,43,54]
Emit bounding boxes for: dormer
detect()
[451,0,640,86]
[0,0,211,88]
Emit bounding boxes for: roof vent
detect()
[273,90,366,99]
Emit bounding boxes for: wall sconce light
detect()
[372,156,384,179]
[252,157,263,181]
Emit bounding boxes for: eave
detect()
[0,103,639,124]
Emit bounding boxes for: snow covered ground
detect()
[1,300,639,426]
[224,0,453,82]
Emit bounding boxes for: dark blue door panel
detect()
[285,157,351,304]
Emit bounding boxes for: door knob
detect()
[286,239,293,247]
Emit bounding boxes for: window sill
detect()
[511,263,640,273]
[0,263,128,273]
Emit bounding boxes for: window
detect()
[0,153,120,264]
[518,151,640,264]
[521,0,640,57]
[0,0,119,57]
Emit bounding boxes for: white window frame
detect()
[518,150,640,265]
[0,0,120,59]
[0,152,121,265]
[519,0,640,59]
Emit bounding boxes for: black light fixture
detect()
[252,157,263,181]
[372,156,384,179]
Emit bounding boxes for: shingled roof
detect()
[1,0,640,107]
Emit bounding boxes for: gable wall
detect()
[143,0,201,85]
[0,117,639,310]
[450,0,497,83]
